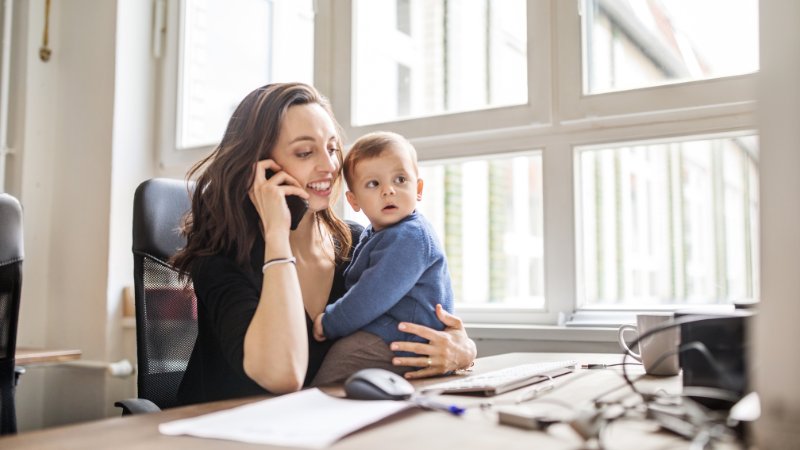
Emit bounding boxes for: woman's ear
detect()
[345,191,360,212]
[416,178,424,201]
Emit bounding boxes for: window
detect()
[336,0,758,320]
[582,0,758,94]
[159,0,314,166]
[338,0,542,136]
[418,153,545,308]
[577,134,759,307]
[178,0,274,149]
[163,1,759,324]
[352,0,527,125]
[344,152,545,321]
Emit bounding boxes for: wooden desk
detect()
[0,352,739,449]
[15,347,82,366]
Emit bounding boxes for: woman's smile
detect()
[307,180,332,196]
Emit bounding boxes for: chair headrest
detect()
[0,193,23,265]
[133,178,194,262]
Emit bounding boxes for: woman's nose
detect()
[317,150,337,172]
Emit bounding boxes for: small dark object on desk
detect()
[344,368,415,401]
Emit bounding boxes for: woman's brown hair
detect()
[172,82,352,276]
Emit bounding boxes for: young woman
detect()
[172,82,476,405]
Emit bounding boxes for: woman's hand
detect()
[389,304,477,379]
[249,160,310,236]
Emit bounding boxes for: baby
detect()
[311,131,454,385]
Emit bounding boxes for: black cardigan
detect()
[177,222,362,405]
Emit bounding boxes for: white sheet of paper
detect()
[159,388,412,448]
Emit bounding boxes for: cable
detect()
[613,315,747,447]
[582,362,642,369]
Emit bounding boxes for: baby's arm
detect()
[323,226,429,339]
[313,313,326,342]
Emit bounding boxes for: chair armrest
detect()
[114,398,162,416]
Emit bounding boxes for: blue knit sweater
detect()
[321,211,454,352]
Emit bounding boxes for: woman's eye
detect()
[365,180,378,188]
[327,147,338,155]
[297,150,313,158]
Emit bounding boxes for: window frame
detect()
[318,0,757,325]
[572,130,760,311]
[322,0,553,143]
[157,0,214,173]
[159,0,759,325]
[558,0,758,120]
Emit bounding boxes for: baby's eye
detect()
[394,175,407,184]
[365,180,379,189]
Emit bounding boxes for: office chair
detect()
[0,194,24,434]
[115,179,197,415]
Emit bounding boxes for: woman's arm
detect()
[388,304,477,379]
[242,160,310,393]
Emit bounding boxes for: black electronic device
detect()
[676,310,754,410]
[344,368,415,401]
[265,169,309,230]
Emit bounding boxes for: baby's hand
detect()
[313,313,326,342]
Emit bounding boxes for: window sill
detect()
[465,323,618,343]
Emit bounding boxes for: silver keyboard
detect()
[421,360,577,396]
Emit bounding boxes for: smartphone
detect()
[265,169,309,230]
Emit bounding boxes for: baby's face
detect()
[345,145,422,231]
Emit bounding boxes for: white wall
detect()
[104,0,158,417]
[752,0,800,446]
[9,0,156,430]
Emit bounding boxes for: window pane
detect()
[577,135,759,307]
[344,153,544,308]
[582,0,758,94]
[178,0,314,149]
[352,0,527,126]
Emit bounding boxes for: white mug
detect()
[617,313,680,376]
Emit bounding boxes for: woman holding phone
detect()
[172,82,476,404]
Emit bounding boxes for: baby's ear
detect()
[416,178,424,201]
[345,191,360,212]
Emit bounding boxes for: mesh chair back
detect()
[0,194,23,434]
[132,179,197,409]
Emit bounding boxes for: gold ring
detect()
[426,357,432,367]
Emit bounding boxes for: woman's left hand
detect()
[390,304,477,379]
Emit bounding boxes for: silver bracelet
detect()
[261,256,297,273]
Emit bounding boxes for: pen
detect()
[411,396,466,416]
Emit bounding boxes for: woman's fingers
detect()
[253,159,282,185]
[256,162,310,200]
[392,356,431,367]
[397,321,440,342]
[435,304,464,330]
[279,184,311,200]
[403,367,439,379]
[391,355,443,379]
[391,308,476,377]
[390,342,434,358]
